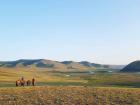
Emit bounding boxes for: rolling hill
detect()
[0,59,124,71]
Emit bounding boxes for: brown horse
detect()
[16,78,35,87]
[16,80,20,87]
[26,80,31,86]
[20,80,25,87]
[16,80,25,87]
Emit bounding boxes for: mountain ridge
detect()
[0,59,125,70]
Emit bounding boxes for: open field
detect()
[0,68,140,88]
[0,68,140,104]
[0,86,140,105]
[0,68,86,87]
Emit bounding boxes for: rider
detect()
[21,76,24,80]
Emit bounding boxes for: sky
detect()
[0,0,140,64]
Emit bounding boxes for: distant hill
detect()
[61,61,92,70]
[121,61,140,72]
[0,59,67,70]
[0,59,124,71]
[78,61,125,70]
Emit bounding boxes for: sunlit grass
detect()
[0,86,140,105]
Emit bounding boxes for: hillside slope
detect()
[0,59,68,71]
[121,60,140,72]
[0,59,124,71]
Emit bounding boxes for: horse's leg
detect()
[22,81,25,87]
[33,81,35,86]
[21,83,23,87]
[16,82,18,87]
[27,81,29,86]
[20,81,22,87]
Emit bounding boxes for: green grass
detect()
[85,73,140,87]
[0,68,140,88]
[0,68,140,104]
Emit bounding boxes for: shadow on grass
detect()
[0,81,140,88]
[0,83,15,87]
[106,83,140,88]
[0,81,85,88]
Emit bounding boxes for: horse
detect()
[16,78,36,87]
[20,80,25,87]
[26,80,31,86]
[16,79,25,87]
[16,80,21,87]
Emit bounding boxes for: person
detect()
[20,76,25,87]
[21,76,24,81]
[32,77,35,86]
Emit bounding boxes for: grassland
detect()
[0,68,140,105]
[0,86,140,105]
[0,68,86,87]
[0,68,140,88]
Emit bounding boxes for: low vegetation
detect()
[0,86,140,105]
[0,68,140,104]
[0,68,140,88]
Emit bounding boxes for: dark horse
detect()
[26,80,31,86]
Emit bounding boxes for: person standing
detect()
[32,78,35,86]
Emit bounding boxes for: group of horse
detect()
[16,78,35,87]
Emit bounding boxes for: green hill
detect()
[0,59,124,71]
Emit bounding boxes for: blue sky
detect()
[0,0,140,64]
